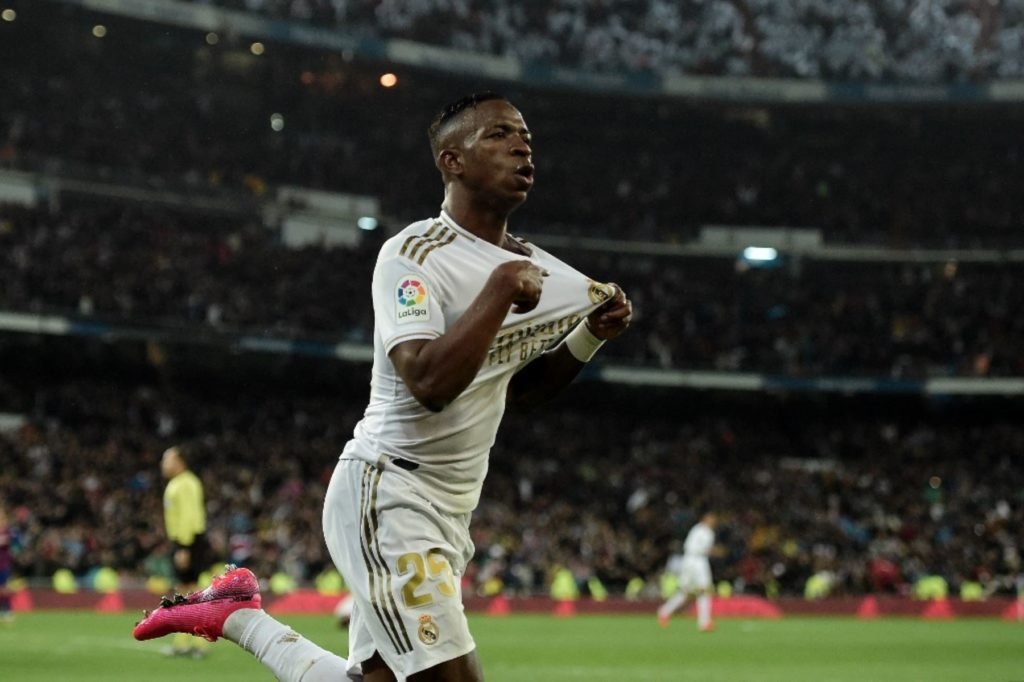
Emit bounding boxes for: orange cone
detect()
[487,594,510,616]
[95,591,124,613]
[1000,600,1024,621]
[856,596,879,619]
[10,589,33,612]
[921,599,953,620]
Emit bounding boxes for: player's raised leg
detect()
[134,565,357,681]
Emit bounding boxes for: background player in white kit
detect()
[134,92,633,682]
[658,511,719,632]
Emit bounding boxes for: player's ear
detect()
[439,148,463,177]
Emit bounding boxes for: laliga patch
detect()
[587,279,616,305]
[417,615,440,645]
[396,275,430,324]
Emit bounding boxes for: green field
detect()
[1,612,1021,681]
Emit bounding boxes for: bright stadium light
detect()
[357,216,378,231]
[250,41,265,56]
[1,9,16,21]
[742,246,778,263]
[270,113,285,131]
[92,24,107,38]
[379,73,398,88]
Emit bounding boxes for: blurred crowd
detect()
[0,379,1020,599]
[3,202,1022,378]
[3,11,1024,247]
[0,381,356,586]
[586,252,1024,377]
[189,0,1024,82]
[0,204,377,340]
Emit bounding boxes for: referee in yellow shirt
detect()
[160,445,210,657]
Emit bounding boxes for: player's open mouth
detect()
[514,164,535,187]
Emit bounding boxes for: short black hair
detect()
[428,91,507,156]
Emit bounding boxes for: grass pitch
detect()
[1,611,1021,681]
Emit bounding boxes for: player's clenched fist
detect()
[586,283,632,340]
[490,260,548,314]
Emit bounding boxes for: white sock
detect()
[697,594,711,628]
[223,609,357,681]
[658,592,688,618]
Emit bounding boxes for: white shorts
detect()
[677,556,713,593]
[323,457,476,681]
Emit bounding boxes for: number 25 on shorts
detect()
[397,551,457,608]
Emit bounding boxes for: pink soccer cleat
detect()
[133,565,261,642]
[657,612,670,628]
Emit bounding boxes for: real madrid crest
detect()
[587,280,615,305]
[417,614,440,645]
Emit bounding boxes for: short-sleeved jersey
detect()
[342,211,615,514]
[164,470,206,546]
[684,522,715,558]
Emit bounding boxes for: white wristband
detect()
[564,321,606,362]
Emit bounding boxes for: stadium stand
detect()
[182,0,1024,81]
[0,203,379,338]
[0,365,1021,599]
[3,7,1024,247]
[0,0,1022,604]
[3,201,1023,377]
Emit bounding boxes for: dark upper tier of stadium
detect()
[180,0,1024,83]
[2,5,1023,248]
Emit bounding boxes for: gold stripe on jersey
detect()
[398,222,459,266]
[406,226,448,263]
[399,221,441,259]
[415,229,457,266]
[358,465,410,654]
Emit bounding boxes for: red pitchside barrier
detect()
[10,588,1022,620]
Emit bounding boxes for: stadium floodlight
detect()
[1,9,16,21]
[270,113,285,132]
[742,246,779,263]
[358,217,378,231]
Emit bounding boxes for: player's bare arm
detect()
[507,284,633,411]
[390,260,547,412]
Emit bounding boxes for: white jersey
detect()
[341,211,614,514]
[684,522,715,558]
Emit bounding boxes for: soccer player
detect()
[160,445,211,657]
[134,92,633,682]
[657,511,718,632]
